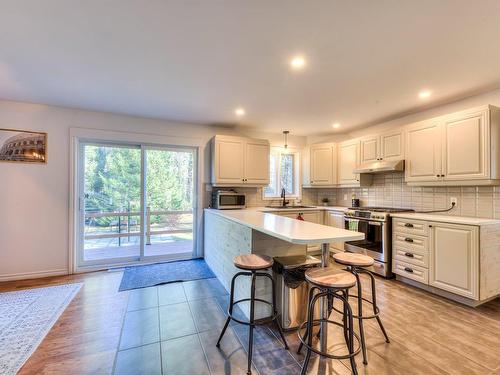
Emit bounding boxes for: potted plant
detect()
[321,197,329,206]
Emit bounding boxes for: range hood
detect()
[353,159,405,174]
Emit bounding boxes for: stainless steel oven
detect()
[343,207,413,278]
[344,217,389,264]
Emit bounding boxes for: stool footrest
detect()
[331,294,380,319]
[228,298,277,326]
[298,318,361,360]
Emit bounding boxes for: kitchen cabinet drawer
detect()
[393,260,429,284]
[394,248,428,268]
[393,233,428,254]
[393,218,428,236]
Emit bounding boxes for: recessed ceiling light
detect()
[234,107,245,116]
[418,90,432,99]
[332,123,341,129]
[290,55,306,70]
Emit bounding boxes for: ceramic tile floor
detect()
[113,278,309,375]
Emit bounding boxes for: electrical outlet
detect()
[450,197,458,206]
[343,194,348,201]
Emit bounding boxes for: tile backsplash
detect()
[317,173,500,219]
[209,173,500,219]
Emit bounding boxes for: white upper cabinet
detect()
[405,105,500,184]
[360,136,379,163]
[309,143,336,186]
[360,130,404,164]
[244,139,271,184]
[211,135,270,186]
[442,109,488,180]
[405,120,442,182]
[380,130,404,161]
[338,139,360,185]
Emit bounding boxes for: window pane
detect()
[280,154,295,195]
[264,153,277,197]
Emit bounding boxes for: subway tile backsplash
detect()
[325,172,500,219]
[211,173,500,219]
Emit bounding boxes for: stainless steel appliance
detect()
[344,207,413,277]
[211,190,246,209]
[353,159,405,174]
[273,255,321,330]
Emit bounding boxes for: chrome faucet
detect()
[280,188,289,207]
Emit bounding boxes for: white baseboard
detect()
[0,269,69,282]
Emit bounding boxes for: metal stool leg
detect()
[338,292,358,375]
[297,286,316,354]
[247,271,257,375]
[353,269,368,364]
[366,270,390,343]
[300,290,323,375]
[216,272,243,347]
[342,290,349,345]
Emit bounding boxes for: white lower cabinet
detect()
[429,222,479,299]
[326,211,345,252]
[393,218,481,302]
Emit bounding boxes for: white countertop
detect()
[391,212,500,226]
[205,208,364,245]
[252,206,348,213]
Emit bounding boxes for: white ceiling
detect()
[1,1,500,135]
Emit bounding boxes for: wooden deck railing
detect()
[84,208,192,245]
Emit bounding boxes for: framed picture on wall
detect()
[0,128,47,163]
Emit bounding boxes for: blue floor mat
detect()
[118,258,215,291]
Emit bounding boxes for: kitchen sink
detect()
[265,205,316,209]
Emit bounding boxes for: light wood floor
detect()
[1,268,499,375]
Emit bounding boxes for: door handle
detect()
[404,267,414,273]
[404,238,414,243]
[404,252,414,258]
[404,223,414,228]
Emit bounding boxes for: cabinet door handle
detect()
[404,267,414,273]
[404,238,414,243]
[436,174,440,177]
[404,252,414,258]
[404,223,414,228]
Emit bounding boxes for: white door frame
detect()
[69,127,204,274]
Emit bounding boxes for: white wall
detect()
[308,87,500,144]
[0,100,307,281]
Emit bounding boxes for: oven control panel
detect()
[345,210,389,221]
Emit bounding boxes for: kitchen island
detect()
[204,208,364,350]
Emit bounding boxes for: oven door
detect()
[344,218,388,262]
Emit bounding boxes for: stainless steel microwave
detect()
[211,191,246,209]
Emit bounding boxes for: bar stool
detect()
[216,254,289,375]
[298,268,361,375]
[332,252,390,365]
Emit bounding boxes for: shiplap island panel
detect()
[204,208,364,319]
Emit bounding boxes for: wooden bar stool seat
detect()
[298,268,361,375]
[234,254,274,270]
[332,252,374,267]
[217,253,288,375]
[332,252,390,366]
[305,267,356,289]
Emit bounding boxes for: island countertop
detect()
[205,208,364,245]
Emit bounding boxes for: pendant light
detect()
[283,130,290,149]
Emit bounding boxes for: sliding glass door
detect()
[143,147,194,259]
[77,141,196,269]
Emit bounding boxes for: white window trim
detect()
[262,147,302,201]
